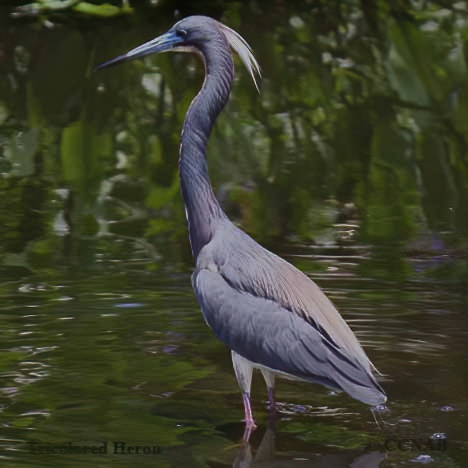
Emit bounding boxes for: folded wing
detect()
[194,236,386,406]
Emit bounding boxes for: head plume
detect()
[220,23,261,92]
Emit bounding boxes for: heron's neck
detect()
[180,46,234,258]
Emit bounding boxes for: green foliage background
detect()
[1,0,468,271]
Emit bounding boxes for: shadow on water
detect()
[1,0,468,467]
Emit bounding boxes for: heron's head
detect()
[96,15,260,90]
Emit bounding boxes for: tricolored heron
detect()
[98,15,386,435]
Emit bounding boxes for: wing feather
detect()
[194,266,385,405]
[199,223,374,370]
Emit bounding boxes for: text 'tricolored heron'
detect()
[97,15,386,435]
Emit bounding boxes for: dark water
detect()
[1,1,468,466]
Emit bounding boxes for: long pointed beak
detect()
[95,30,182,71]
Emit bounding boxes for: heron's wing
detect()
[197,222,380,376]
[193,268,385,405]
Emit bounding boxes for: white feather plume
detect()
[221,24,261,92]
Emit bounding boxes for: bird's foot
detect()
[242,392,257,441]
[267,387,276,411]
[242,418,257,441]
[267,400,276,411]
[267,388,279,428]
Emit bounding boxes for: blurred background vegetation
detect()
[1,0,467,273]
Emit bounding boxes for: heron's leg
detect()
[261,369,276,410]
[260,368,277,428]
[231,351,256,431]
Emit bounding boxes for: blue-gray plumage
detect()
[97,15,386,434]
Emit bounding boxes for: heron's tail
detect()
[325,350,387,406]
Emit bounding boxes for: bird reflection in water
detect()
[233,423,385,468]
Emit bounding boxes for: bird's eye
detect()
[176,29,188,39]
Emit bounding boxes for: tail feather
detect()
[325,348,386,406]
